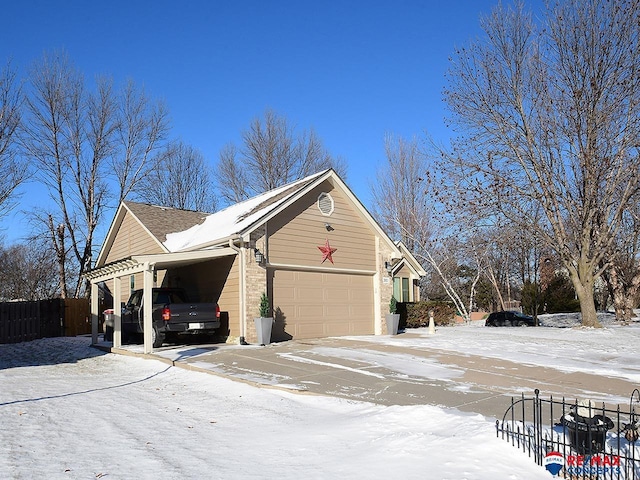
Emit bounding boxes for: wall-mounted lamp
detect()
[254,248,264,265]
[385,261,393,276]
[325,223,334,231]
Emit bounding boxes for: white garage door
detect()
[272,269,374,339]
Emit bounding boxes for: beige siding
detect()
[216,256,240,337]
[396,265,411,278]
[104,211,164,264]
[267,182,376,271]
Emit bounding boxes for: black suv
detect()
[485,311,536,327]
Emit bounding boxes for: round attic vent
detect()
[317,192,334,216]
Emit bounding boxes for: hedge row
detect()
[405,301,456,328]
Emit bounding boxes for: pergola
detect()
[85,248,238,353]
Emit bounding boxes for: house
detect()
[86,169,424,352]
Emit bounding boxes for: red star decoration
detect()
[318,239,337,264]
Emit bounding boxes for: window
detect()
[129,290,142,308]
[393,277,412,302]
[402,278,410,302]
[317,192,334,216]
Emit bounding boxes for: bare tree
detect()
[113,80,169,203]
[422,239,482,322]
[217,143,250,204]
[370,134,481,320]
[217,109,347,203]
[0,62,27,218]
[0,239,58,301]
[370,134,432,252]
[21,51,169,298]
[442,0,640,327]
[135,141,216,212]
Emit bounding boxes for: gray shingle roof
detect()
[124,202,210,243]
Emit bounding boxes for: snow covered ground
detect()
[1,313,638,479]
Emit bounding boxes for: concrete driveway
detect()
[106,330,636,420]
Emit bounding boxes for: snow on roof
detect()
[163,170,328,252]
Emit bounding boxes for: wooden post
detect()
[113,276,122,348]
[142,264,153,353]
[91,282,99,345]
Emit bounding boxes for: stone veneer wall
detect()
[378,240,397,335]
[243,228,268,343]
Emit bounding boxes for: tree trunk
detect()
[612,281,640,324]
[49,217,68,299]
[606,263,640,324]
[486,265,507,311]
[576,286,600,327]
[570,265,601,328]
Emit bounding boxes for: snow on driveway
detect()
[347,314,640,384]
[0,336,553,479]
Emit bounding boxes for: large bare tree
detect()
[135,141,216,212]
[0,62,27,218]
[443,0,640,327]
[370,134,481,320]
[21,51,169,298]
[217,109,347,204]
[370,134,432,252]
[113,79,169,203]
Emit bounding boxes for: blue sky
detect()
[1,0,526,245]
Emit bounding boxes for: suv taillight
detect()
[162,307,171,322]
[216,304,220,319]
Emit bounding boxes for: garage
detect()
[89,169,425,352]
[272,269,374,339]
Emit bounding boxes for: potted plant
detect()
[254,292,273,345]
[385,295,400,335]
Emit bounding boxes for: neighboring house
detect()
[86,169,424,352]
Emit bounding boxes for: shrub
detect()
[406,301,456,328]
[543,275,581,313]
[389,296,397,314]
[259,292,270,318]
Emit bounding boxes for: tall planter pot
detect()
[386,313,400,335]
[254,317,273,345]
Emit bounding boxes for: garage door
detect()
[272,269,374,339]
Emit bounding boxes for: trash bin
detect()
[562,402,613,454]
[103,309,114,341]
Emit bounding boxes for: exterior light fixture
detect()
[254,248,264,265]
[385,261,393,275]
[325,223,334,231]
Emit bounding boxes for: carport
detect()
[85,247,238,354]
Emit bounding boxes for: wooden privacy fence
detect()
[0,298,91,344]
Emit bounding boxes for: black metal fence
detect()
[497,389,640,478]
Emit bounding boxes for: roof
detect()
[94,202,211,267]
[395,241,427,277]
[124,202,210,243]
[97,169,405,265]
[163,170,328,252]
